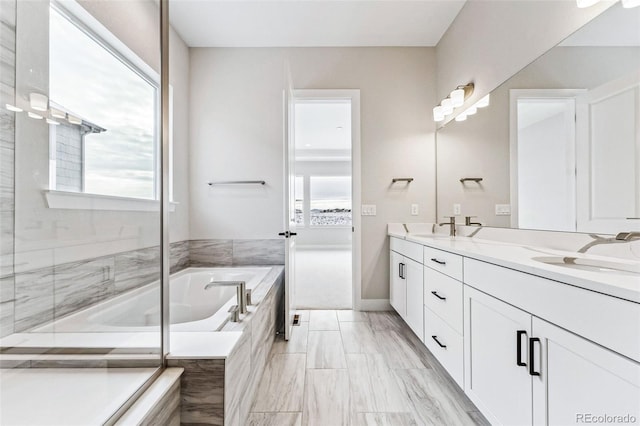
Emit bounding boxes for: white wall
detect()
[436,0,612,113]
[13,0,190,273]
[189,47,437,300]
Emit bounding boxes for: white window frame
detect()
[46,0,176,211]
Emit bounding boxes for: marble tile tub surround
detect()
[167,266,284,426]
[0,238,282,338]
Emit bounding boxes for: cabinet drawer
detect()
[424,267,463,334]
[424,306,464,388]
[390,237,423,264]
[423,246,463,281]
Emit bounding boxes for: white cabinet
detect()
[465,285,640,426]
[464,285,533,426]
[532,317,640,426]
[404,257,424,341]
[390,249,406,317]
[390,237,424,340]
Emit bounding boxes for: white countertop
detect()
[389,229,640,304]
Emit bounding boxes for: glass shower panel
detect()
[0,0,163,423]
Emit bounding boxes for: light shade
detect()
[466,106,478,116]
[30,93,48,111]
[576,0,599,7]
[450,88,465,107]
[27,112,43,120]
[433,106,445,122]
[50,108,66,119]
[67,115,82,125]
[5,104,22,112]
[46,118,60,125]
[622,0,640,7]
[441,98,453,115]
[455,113,467,122]
[476,94,490,108]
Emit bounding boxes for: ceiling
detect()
[169,0,466,47]
[295,101,351,154]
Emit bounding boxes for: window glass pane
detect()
[50,8,156,199]
[295,175,304,225]
[310,176,351,226]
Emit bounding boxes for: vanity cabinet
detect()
[464,285,640,426]
[389,237,424,340]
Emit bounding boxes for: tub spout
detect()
[206,280,247,314]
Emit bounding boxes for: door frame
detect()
[509,89,585,229]
[291,89,362,310]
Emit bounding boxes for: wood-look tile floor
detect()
[249,310,489,426]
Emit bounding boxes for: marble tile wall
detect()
[189,239,285,267]
[0,0,16,338]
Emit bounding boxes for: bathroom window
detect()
[295,175,304,226]
[309,176,352,227]
[49,5,159,200]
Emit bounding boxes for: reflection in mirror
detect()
[436,4,640,234]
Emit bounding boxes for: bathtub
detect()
[34,267,272,333]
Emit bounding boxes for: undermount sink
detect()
[533,256,640,277]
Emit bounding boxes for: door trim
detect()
[292,89,362,310]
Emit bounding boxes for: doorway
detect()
[290,91,360,310]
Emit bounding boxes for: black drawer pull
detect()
[516,330,527,367]
[529,337,541,376]
[431,258,446,265]
[431,291,446,301]
[431,335,447,349]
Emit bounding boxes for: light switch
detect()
[362,204,377,216]
[495,204,511,216]
[453,204,461,215]
[411,204,419,216]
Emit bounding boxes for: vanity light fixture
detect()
[622,0,640,8]
[29,93,48,111]
[576,0,600,7]
[441,98,454,115]
[50,107,66,119]
[450,83,474,108]
[5,104,22,112]
[466,105,478,116]
[455,113,468,122]
[67,114,82,125]
[433,106,445,122]
[27,111,43,120]
[475,94,490,108]
[46,118,60,125]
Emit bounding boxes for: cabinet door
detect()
[404,257,424,341]
[464,286,533,426]
[532,317,640,426]
[390,251,406,317]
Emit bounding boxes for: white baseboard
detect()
[357,298,391,311]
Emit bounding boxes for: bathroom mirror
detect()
[436,3,640,234]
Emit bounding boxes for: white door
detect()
[404,257,424,341]
[282,81,297,341]
[464,286,533,426]
[532,317,640,426]
[576,73,640,233]
[389,251,406,317]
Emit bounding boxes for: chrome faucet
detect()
[205,280,248,314]
[577,232,640,254]
[465,216,482,226]
[438,216,457,237]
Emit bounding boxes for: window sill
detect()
[44,190,178,212]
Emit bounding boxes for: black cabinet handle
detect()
[431,291,446,301]
[401,263,406,279]
[516,330,527,367]
[431,335,447,349]
[398,263,403,279]
[431,258,446,265]
[529,337,541,376]
[278,232,286,236]
[290,232,297,236]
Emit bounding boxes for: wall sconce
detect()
[27,112,43,120]
[433,83,474,122]
[67,115,82,125]
[29,93,48,111]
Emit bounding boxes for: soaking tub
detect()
[34,267,272,333]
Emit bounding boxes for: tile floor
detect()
[249,310,488,426]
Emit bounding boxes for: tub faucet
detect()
[438,216,457,237]
[206,280,248,314]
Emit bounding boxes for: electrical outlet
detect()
[362,204,377,216]
[495,204,511,216]
[411,204,419,215]
[453,204,461,215]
